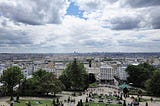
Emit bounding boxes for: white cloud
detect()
[0,0,69,25]
[0,0,160,53]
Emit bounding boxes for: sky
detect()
[0,0,160,53]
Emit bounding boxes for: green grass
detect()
[139,98,150,102]
[140,97,160,102]
[14,100,52,106]
[84,102,122,106]
[92,94,117,100]
[89,83,98,88]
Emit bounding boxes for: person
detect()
[10,100,14,106]
[68,96,70,103]
[145,102,148,106]
[150,97,153,102]
[27,101,31,106]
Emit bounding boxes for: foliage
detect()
[86,58,93,67]
[125,63,155,87]
[145,69,160,96]
[88,73,96,84]
[123,87,129,98]
[59,58,89,91]
[123,100,126,106]
[0,66,24,99]
[89,82,98,88]
[41,72,64,96]
[21,69,63,96]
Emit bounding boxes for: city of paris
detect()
[0,0,160,106]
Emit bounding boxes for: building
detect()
[100,65,115,84]
[117,66,128,81]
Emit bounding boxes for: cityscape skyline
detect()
[0,0,160,53]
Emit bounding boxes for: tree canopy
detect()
[21,69,63,96]
[0,66,24,100]
[59,58,89,91]
[125,63,155,87]
[145,69,160,96]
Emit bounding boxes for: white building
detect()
[117,67,128,81]
[86,67,100,80]
[0,64,5,76]
[100,65,115,84]
[55,62,66,78]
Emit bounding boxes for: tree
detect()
[145,69,160,96]
[88,73,96,84]
[123,87,129,98]
[41,72,64,96]
[125,63,155,87]
[60,58,89,91]
[0,66,24,100]
[21,76,40,96]
[86,58,93,67]
[59,73,71,90]
[123,100,126,106]
[21,69,63,96]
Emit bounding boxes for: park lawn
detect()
[89,82,98,88]
[140,98,150,102]
[14,99,52,106]
[140,97,160,102]
[84,102,122,106]
[92,95,117,100]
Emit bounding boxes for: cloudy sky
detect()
[0,0,160,53]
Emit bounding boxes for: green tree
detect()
[88,73,96,84]
[21,69,63,96]
[125,63,155,87]
[0,66,24,100]
[59,73,71,90]
[86,58,93,67]
[41,72,64,96]
[60,58,89,91]
[21,77,40,96]
[145,69,160,96]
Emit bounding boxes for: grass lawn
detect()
[89,83,98,88]
[140,97,160,102]
[92,94,117,100]
[14,99,52,106]
[140,98,150,102]
[84,102,123,106]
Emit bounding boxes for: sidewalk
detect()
[0,97,10,106]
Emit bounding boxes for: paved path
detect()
[0,97,10,106]
[0,87,160,106]
[59,92,87,106]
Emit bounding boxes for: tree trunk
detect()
[10,87,14,101]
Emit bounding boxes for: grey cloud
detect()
[107,0,118,3]
[0,0,68,25]
[151,16,160,29]
[150,9,160,29]
[118,40,139,47]
[121,0,160,8]
[85,41,105,47]
[1,20,7,27]
[75,0,105,11]
[0,28,33,45]
[118,40,160,48]
[85,1,99,10]
[82,39,112,47]
[110,16,141,30]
